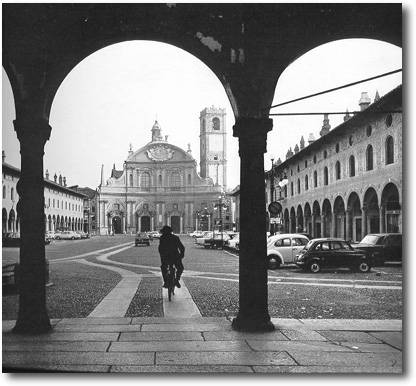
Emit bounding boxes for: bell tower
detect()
[199,106,227,189]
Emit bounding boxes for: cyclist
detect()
[158,225,185,289]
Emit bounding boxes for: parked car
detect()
[203,233,231,249]
[189,230,204,238]
[76,231,90,239]
[226,233,240,251]
[55,231,81,240]
[2,232,52,246]
[148,231,160,239]
[195,231,213,246]
[135,232,150,246]
[46,231,59,240]
[352,233,402,265]
[267,233,309,269]
[295,238,372,273]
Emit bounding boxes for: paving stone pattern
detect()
[2,317,402,374]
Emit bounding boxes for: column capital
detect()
[233,117,273,155]
[14,117,51,147]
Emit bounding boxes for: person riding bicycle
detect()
[158,225,185,289]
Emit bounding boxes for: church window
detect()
[336,143,340,153]
[158,174,162,186]
[212,117,220,130]
[305,175,309,191]
[140,172,151,190]
[170,172,181,190]
[314,171,318,187]
[366,145,374,171]
[305,160,308,168]
[323,150,328,159]
[187,174,191,185]
[335,161,341,180]
[323,167,328,185]
[366,125,372,137]
[11,187,14,201]
[290,181,294,196]
[129,174,133,187]
[297,179,301,194]
[313,155,317,164]
[385,114,393,127]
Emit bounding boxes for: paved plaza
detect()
[2,316,402,373]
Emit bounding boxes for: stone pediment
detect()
[128,142,194,163]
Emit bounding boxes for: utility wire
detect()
[269,110,402,116]
[267,69,402,111]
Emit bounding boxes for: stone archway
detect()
[381,182,401,233]
[2,3,401,334]
[2,208,8,234]
[304,203,312,237]
[334,196,346,239]
[312,201,321,238]
[112,216,122,234]
[363,187,379,235]
[296,205,304,233]
[347,192,362,242]
[140,216,151,232]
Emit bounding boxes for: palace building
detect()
[266,85,402,241]
[97,108,231,235]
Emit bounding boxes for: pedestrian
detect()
[158,225,185,289]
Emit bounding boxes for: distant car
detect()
[267,233,309,269]
[135,232,150,246]
[2,232,21,247]
[295,238,371,273]
[55,231,81,240]
[195,231,213,246]
[226,234,239,251]
[204,233,231,249]
[76,231,90,239]
[46,231,59,240]
[352,233,402,265]
[189,230,204,238]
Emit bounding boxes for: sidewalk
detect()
[2,317,402,373]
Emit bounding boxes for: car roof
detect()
[269,233,309,238]
[309,238,347,242]
[364,233,402,236]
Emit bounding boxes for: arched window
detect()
[305,175,309,191]
[290,181,294,196]
[297,178,301,194]
[366,145,374,171]
[284,185,288,198]
[335,161,341,180]
[349,155,356,177]
[2,185,6,199]
[170,172,181,190]
[313,155,317,164]
[141,172,151,190]
[11,187,14,201]
[158,174,162,186]
[212,117,220,130]
[386,136,394,164]
[313,171,318,187]
[324,167,329,185]
[129,173,133,187]
[187,174,191,185]
[323,150,328,159]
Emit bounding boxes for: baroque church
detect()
[97,107,228,234]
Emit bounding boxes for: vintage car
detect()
[267,233,310,269]
[55,231,82,240]
[226,233,240,251]
[352,233,402,265]
[195,231,213,246]
[189,230,204,238]
[295,238,371,273]
[203,233,231,249]
[135,232,150,246]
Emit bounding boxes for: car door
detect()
[314,241,331,266]
[385,234,402,261]
[274,237,292,263]
[330,241,350,267]
[291,237,308,263]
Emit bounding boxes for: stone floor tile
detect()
[56,317,132,325]
[271,318,305,329]
[253,365,402,374]
[203,330,288,341]
[300,319,402,331]
[3,364,110,373]
[2,341,109,352]
[109,340,251,352]
[131,317,230,325]
[2,351,154,366]
[369,332,402,349]
[247,340,354,352]
[339,342,401,353]
[2,332,119,342]
[110,365,254,373]
[318,331,382,343]
[156,351,296,366]
[289,351,402,368]
[119,331,203,341]
[141,323,225,332]
[281,329,326,341]
[52,324,142,333]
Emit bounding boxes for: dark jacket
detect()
[158,233,185,263]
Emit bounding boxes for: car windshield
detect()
[360,235,383,245]
[303,240,315,250]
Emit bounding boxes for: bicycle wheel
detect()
[167,265,176,301]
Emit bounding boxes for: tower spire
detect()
[151,120,163,142]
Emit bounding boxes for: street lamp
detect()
[214,192,227,249]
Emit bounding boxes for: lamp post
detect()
[269,156,275,236]
[214,192,227,249]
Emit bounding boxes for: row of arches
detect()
[281,182,400,241]
[45,214,83,232]
[2,208,19,234]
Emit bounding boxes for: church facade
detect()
[97,109,229,235]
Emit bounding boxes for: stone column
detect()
[331,211,337,238]
[345,209,351,241]
[379,204,385,233]
[208,215,211,231]
[295,216,299,233]
[13,117,52,334]
[180,216,183,234]
[361,206,367,238]
[311,214,316,238]
[231,117,274,332]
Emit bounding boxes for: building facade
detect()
[266,86,402,242]
[97,118,231,235]
[2,157,87,235]
[69,186,98,234]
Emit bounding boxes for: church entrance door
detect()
[140,216,150,232]
[112,216,122,234]
[171,216,180,234]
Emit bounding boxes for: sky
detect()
[2,38,402,191]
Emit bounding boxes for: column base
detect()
[231,315,275,332]
[12,316,52,335]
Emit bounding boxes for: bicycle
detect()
[166,263,176,301]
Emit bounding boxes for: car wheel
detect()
[308,261,321,273]
[71,237,75,240]
[267,255,281,270]
[357,261,371,273]
[56,236,60,240]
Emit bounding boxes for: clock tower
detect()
[199,107,227,189]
